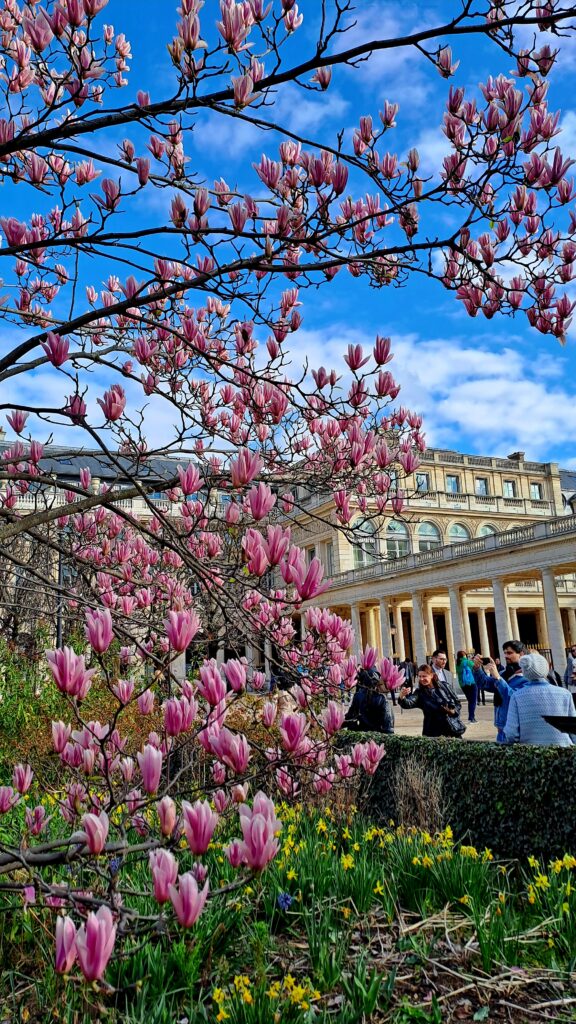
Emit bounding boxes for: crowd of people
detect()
[342,643,576,746]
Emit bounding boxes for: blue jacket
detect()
[473,667,527,733]
[505,680,576,746]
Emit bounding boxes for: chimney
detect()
[507,451,525,462]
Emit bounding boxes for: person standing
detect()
[472,640,528,743]
[343,668,394,734]
[398,664,464,738]
[564,645,576,706]
[505,652,576,746]
[430,650,462,706]
[456,650,478,723]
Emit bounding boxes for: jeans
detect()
[462,683,477,722]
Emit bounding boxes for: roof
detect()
[0,443,188,485]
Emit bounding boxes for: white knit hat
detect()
[519,652,550,681]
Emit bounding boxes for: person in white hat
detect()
[504,652,576,747]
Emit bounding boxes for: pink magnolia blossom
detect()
[245,482,276,520]
[196,660,227,705]
[361,739,386,775]
[168,873,209,927]
[278,711,309,754]
[112,678,134,704]
[84,607,114,653]
[97,384,126,421]
[361,646,378,670]
[157,796,177,837]
[230,448,262,486]
[81,811,109,854]
[75,906,116,982]
[137,688,155,714]
[25,804,47,835]
[13,763,33,794]
[163,609,201,651]
[379,657,406,692]
[224,838,245,867]
[236,792,282,871]
[214,789,229,813]
[42,332,69,367]
[55,916,77,974]
[212,727,250,774]
[7,410,28,433]
[177,463,202,494]
[321,701,345,736]
[149,848,178,903]
[0,786,17,813]
[52,720,72,753]
[262,701,277,727]
[45,647,96,699]
[222,658,247,692]
[137,744,163,794]
[181,799,218,855]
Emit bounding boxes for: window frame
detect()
[503,479,517,498]
[475,476,489,496]
[385,520,410,559]
[530,481,543,501]
[445,474,461,494]
[448,522,471,544]
[417,521,442,553]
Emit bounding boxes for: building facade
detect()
[291,448,576,671]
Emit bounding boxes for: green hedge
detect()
[349,734,576,858]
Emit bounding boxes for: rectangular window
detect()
[306,546,316,565]
[446,474,460,494]
[503,480,517,498]
[415,472,429,492]
[475,477,489,496]
[530,482,543,500]
[325,541,334,576]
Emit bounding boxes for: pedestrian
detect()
[398,664,465,738]
[456,649,478,723]
[564,645,576,706]
[429,649,462,706]
[343,668,394,734]
[472,640,529,742]
[504,652,576,746]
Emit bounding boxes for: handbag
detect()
[445,713,466,737]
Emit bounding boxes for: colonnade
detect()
[348,567,576,670]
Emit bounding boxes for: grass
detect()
[2,804,576,1022]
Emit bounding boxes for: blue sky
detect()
[2,1,576,467]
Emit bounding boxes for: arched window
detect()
[386,520,410,559]
[353,519,378,568]
[418,521,442,553]
[448,522,471,543]
[478,524,497,537]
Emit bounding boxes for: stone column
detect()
[492,578,512,652]
[378,599,393,659]
[567,607,576,645]
[171,651,187,682]
[448,585,465,663]
[509,606,520,639]
[366,607,377,651]
[461,596,473,651]
[393,603,405,661]
[411,592,427,666]
[425,599,436,657]
[478,608,491,657]
[350,603,363,658]
[244,643,255,672]
[444,606,455,669]
[541,568,567,671]
[264,638,272,677]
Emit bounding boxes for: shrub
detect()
[351,735,576,858]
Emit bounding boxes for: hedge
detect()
[348,734,576,858]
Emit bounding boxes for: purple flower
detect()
[277,891,293,911]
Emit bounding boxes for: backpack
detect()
[461,663,475,687]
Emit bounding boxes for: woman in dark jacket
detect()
[343,668,394,734]
[398,664,463,738]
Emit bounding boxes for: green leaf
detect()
[473,1007,490,1021]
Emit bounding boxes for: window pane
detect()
[386,520,409,558]
[478,524,497,537]
[416,473,429,492]
[418,521,441,553]
[446,475,460,493]
[448,523,470,542]
[503,480,516,498]
[325,541,334,576]
[354,520,378,568]
[475,477,488,496]
[530,483,543,500]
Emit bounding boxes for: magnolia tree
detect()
[0,0,575,984]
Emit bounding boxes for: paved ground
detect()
[393,697,497,742]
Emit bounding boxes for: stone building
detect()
[290,448,576,672]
